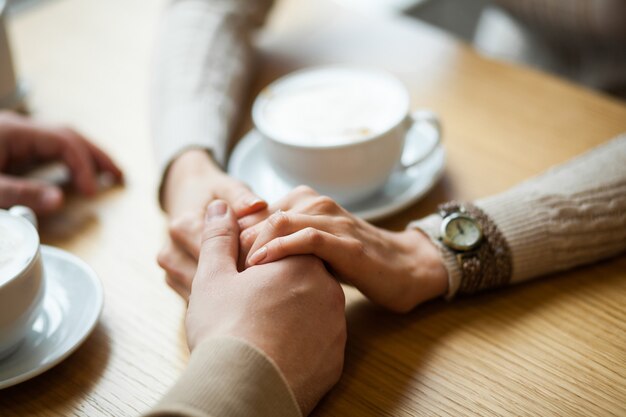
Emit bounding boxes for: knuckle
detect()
[347,238,366,258]
[54,129,74,143]
[273,236,287,253]
[156,251,170,269]
[312,196,338,213]
[239,228,255,247]
[168,212,198,239]
[201,226,234,243]
[158,256,179,276]
[336,216,355,230]
[167,219,185,239]
[156,247,179,272]
[57,126,79,138]
[304,227,323,246]
[293,185,316,196]
[267,210,289,231]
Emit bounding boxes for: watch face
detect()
[441,213,482,251]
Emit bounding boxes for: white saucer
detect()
[0,245,103,389]
[228,130,445,221]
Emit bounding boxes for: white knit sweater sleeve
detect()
[151,0,274,174]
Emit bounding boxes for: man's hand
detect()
[157,149,266,298]
[186,200,346,415]
[0,111,123,214]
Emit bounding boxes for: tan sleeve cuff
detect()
[145,337,302,417]
[408,214,462,299]
[475,134,626,284]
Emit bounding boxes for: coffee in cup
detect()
[0,207,45,359]
[252,66,441,206]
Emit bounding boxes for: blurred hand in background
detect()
[0,111,123,215]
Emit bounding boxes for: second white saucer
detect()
[228,129,445,221]
[0,245,103,389]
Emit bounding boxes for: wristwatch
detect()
[437,202,512,295]
[439,210,483,251]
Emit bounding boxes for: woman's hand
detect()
[240,186,449,313]
[157,149,266,298]
[0,111,123,214]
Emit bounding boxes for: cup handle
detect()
[400,109,442,170]
[9,205,38,230]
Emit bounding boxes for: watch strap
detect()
[439,202,513,295]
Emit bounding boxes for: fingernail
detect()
[246,198,265,209]
[40,188,62,208]
[248,246,267,265]
[206,200,227,220]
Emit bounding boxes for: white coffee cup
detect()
[0,206,45,360]
[252,66,441,206]
[0,0,25,110]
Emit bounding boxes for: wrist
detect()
[167,149,222,180]
[396,228,449,307]
[162,149,223,215]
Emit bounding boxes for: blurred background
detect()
[340,0,626,99]
[3,0,626,106]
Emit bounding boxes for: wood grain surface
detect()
[1,0,625,416]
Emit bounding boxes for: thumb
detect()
[195,200,240,286]
[220,180,267,218]
[0,175,64,214]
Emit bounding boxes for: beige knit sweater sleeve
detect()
[151,0,274,173]
[145,137,625,417]
[412,134,626,297]
[144,337,302,417]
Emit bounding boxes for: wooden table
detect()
[2,0,625,415]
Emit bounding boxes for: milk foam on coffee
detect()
[0,214,38,285]
[258,68,409,147]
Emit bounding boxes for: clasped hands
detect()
[159,149,448,414]
[159,150,448,313]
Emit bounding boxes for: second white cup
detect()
[252,66,441,206]
[0,207,45,360]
